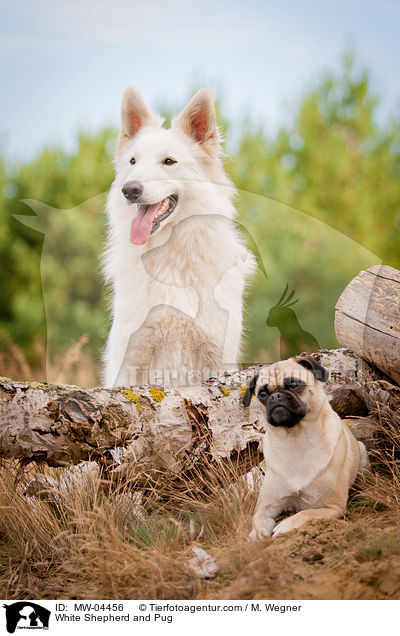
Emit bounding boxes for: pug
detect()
[242,355,369,540]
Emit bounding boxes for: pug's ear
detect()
[242,374,259,407]
[295,356,329,382]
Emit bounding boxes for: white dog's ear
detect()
[118,87,159,148]
[173,89,220,150]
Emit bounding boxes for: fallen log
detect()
[0,372,264,474]
[335,265,400,384]
[0,349,398,479]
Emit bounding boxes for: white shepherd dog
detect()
[103,87,254,387]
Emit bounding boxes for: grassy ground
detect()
[0,408,399,600]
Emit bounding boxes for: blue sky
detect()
[1,0,399,161]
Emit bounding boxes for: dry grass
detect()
[354,406,400,512]
[0,457,263,599]
[1,410,400,600]
[0,337,100,386]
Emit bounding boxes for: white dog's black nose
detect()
[122,181,144,201]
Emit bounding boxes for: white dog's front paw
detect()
[248,517,275,541]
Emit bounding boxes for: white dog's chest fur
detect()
[105,216,251,385]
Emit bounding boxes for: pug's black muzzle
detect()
[266,390,307,428]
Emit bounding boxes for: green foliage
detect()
[0,128,115,359]
[229,52,399,360]
[0,53,399,367]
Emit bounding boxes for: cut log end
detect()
[335,265,400,385]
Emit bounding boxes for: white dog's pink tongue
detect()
[130,202,163,245]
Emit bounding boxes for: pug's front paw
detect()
[272,516,298,537]
[248,517,275,541]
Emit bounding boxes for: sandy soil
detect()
[203,515,400,600]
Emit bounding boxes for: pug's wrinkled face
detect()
[242,356,329,428]
[257,373,307,428]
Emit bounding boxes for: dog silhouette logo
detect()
[3,602,50,633]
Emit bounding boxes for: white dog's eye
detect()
[129,157,136,165]
[258,389,268,400]
[163,157,177,165]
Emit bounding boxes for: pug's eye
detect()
[129,157,136,165]
[285,378,301,389]
[258,389,268,400]
[163,157,177,165]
